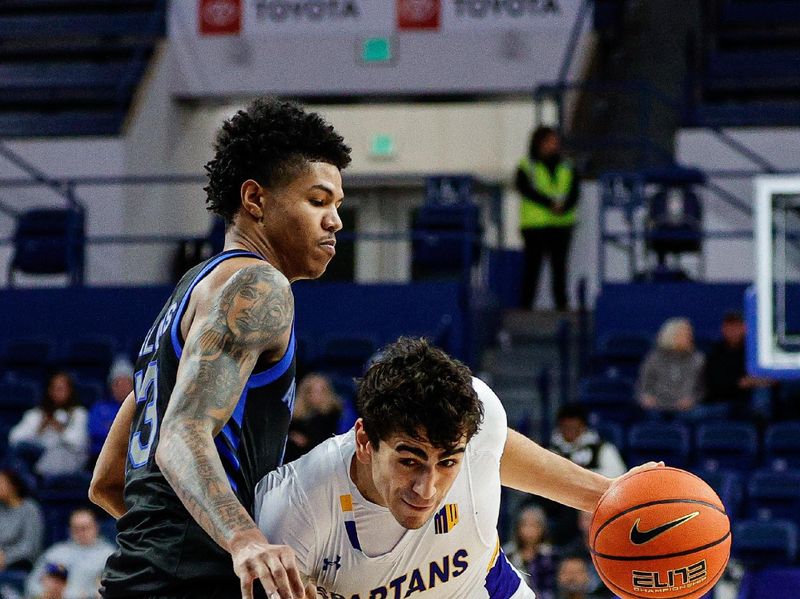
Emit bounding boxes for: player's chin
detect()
[395,506,436,529]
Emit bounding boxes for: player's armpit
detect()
[156,263,294,550]
[89,391,135,518]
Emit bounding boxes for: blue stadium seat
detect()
[39,472,93,545]
[764,422,800,470]
[737,567,800,599]
[411,202,481,281]
[9,207,85,286]
[0,379,40,427]
[0,337,54,385]
[594,331,651,378]
[695,421,759,472]
[695,468,742,521]
[747,469,800,527]
[61,334,116,384]
[627,421,691,469]
[732,520,797,567]
[593,420,626,455]
[577,375,638,424]
[319,336,377,378]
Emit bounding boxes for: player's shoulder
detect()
[256,433,346,510]
[469,376,508,454]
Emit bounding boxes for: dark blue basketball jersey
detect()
[101,250,296,597]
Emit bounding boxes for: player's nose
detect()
[323,204,342,233]
[412,470,437,501]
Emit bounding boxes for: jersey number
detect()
[129,361,159,468]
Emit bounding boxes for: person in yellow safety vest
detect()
[515,126,579,311]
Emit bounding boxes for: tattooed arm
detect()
[155,263,304,599]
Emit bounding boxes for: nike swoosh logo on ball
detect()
[630,511,700,545]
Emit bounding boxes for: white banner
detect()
[175,0,583,36]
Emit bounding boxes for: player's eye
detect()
[309,198,325,207]
[399,458,418,468]
[440,459,458,468]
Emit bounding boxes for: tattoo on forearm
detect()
[159,264,294,548]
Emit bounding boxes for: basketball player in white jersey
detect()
[254,337,658,599]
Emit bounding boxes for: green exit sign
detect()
[370,134,396,159]
[362,37,392,64]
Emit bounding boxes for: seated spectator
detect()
[637,318,705,414]
[556,554,614,599]
[8,372,88,477]
[25,509,113,599]
[30,563,68,599]
[88,357,134,459]
[503,505,559,599]
[284,373,342,462]
[0,468,43,572]
[550,405,627,479]
[705,311,775,419]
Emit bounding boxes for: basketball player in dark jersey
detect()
[88,99,351,599]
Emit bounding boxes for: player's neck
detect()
[350,455,386,508]
[224,228,289,278]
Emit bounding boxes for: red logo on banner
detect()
[199,0,241,35]
[397,0,441,30]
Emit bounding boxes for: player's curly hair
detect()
[204,98,352,223]
[356,337,483,453]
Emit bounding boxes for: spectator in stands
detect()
[516,126,579,311]
[30,563,68,599]
[556,554,613,599]
[705,311,775,419]
[25,509,113,599]
[544,406,626,546]
[0,468,43,572]
[503,505,559,599]
[87,357,134,460]
[8,372,88,477]
[549,404,627,479]
[637,318,705,414]
[284,373,342,462]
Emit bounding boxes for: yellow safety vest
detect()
[518,157,576,229]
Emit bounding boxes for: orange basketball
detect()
[590,467,731,599]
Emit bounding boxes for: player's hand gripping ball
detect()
[590,467,731,599]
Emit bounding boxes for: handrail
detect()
[0,142,85,207]
[558,0,593,83]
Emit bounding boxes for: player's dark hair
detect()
[356,337,483,452]
[204,98,352,224]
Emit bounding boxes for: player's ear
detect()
[240,179,265,221]
[354,419,372,464]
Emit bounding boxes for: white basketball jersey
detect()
[254,378,535,599]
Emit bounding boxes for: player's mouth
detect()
[402,499,435,512]
[320,238,336,256]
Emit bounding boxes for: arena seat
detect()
[732,520,798,567]
[577,375,638,425]
[593,420,626,455]
[737,566,800,599]
[696,468,742,521]
[764,422,800,470]
[0,337,54,385]
[61,334,117,383]
[593,330,651,378]
[627,421,691,469]
[746,469,800,528]
[9,207,85,286]
[39,472,93,545]
[0,379,40,427]
[695,421,759,472]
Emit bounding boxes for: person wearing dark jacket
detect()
[516,126,579,311]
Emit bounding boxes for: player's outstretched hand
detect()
[230,529,305,599]
[616,461,665,484]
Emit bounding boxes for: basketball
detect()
[590,467,731,599]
